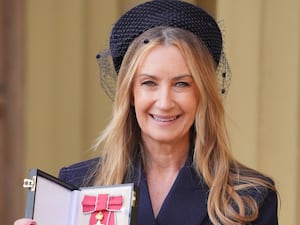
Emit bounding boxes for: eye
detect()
[141,80,156,86]
[175,82,189,87]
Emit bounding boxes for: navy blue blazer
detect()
[59,158,278,225]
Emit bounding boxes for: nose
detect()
[157,85,174,110]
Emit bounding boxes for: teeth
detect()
[152,115,178,122]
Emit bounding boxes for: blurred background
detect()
[0,0,299,224]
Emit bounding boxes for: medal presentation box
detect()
[23,169,137,225]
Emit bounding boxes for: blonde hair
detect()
[94,27,276,225]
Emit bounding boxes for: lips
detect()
[151,114,180,122]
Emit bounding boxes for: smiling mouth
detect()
[150,114,180,122]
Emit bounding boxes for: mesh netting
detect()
[96,0,232,100]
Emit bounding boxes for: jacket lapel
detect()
[133,160,211,225]
[156,165,210,225]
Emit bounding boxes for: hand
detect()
[14,218,36,225]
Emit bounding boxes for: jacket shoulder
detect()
[236,174,278,224]
[58,157,100,187]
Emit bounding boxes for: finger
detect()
[14,218,36,225]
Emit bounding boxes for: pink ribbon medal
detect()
[82,194,123,225]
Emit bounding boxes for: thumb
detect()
[14,218,37,225]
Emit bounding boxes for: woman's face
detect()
[132,45,199,145]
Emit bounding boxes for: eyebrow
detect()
[137,73,193,80]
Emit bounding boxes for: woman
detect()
[15,1,278,225]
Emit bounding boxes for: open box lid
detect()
[23,168,137,225]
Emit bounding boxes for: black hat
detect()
[110,0,223,73]
[97,0,231,100]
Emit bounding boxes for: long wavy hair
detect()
[93,26,276,225]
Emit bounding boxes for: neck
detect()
[141,139,190,173]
